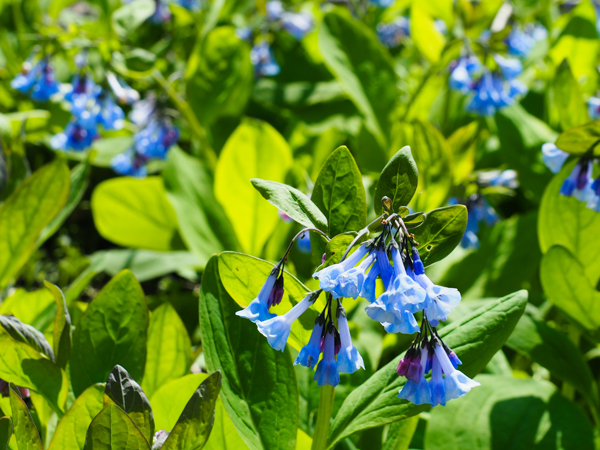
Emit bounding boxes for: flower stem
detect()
[311,385,335,450]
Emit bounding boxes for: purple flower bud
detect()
[268,274,284,308]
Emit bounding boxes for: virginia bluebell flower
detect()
[586,176,600,212]
[296,232,311,254]
[314,324,341,387]
[449,55,481,93]
[96,94,125,131]
[257,291,317,351]
[236,261,284,323]
[587,96,600,120]
[12,58,60,102]
[313,243,371,297]
[369,0,394,8]
[266,0,283,20]
[65,73,101,117]
[295,318,324,369]
[50,111,99,152]
[280,11,313,40]
[398,346,431,404]
[542,143,569,174]
[250,41,280,77]
[561,158,594,202]
[336,307,364,374]
[11,54,41,95]
[107,72,140,104]
[377,17,410,48]
[236,27,253,42]
[134,119,179,160]
[506,23,547,58]
[449,192,498,249]
[151,0,172,23]
[111,150,149,178]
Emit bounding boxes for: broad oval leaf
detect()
[0,416,12,450]
[550,60,590,131]
[91,177,181,252]
[374,146,419,215]
[204,399,248,450]
[48,384,105,450]
[0,159,70,289]
[83,404,150,450]
[250,179,328,231]
[0,288,55,331]
[142,302,191,398]
[311,146,367,237]
[111,0,155,37]
[185,26,253,126]
[9,383,42,450]
[0,328,68,414]
[214,119,293,255]
[410,2,446,63]
[326,290,528,448]
[44,281,72,370]
[161,371,222,450]
[163,147,239,264]
[554,121,600,156]
[151,374,208,432]
[70,270,149,397]
[199,256,300,450]
[218,251,321,351]
[540,245,600,331]
[0,315,54,362]
[539,160,600,284]
[104,365,155,443]
[506,313,598,409]
[425,375,595,450]
[406,205,468,266]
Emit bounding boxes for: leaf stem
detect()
[311,385,335,450]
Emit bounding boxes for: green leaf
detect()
[550,60,590,131]
[142,302,191,398]
[410,2,446,63]
[326,291,528,448]
[0,159,70,289]
[104,365,154,443]
[38,161,90,247]
[151,374,207,432]
[425,375,595,450]
[0,328,68,414]
[48,384,105,450]
[70,270,149,397]
[506,313,598,409]
[311,146,367,236]
[163,147,239,263]
[554,121,600,156]
[9,383,42,450]
[540,245,600,331]
[539,160,600,284]
[214,119,293,255]
[44,282,72,370]
[185,26,253,126]
[382,417,418,450]
[406,205,468,266]
[318,9,397,154]
[111,0,155,37]
[83,404,150,450]
[217,251,321,351]
[318,233,357,271]
[374,146,419,215]
[91,177,181,252]
[204,399,248,450]
[0,288,55,331]
[0,416,12,450]
[250,179,328,231]
[447,121,479,185]
[199,256,299,450]
[0,315,54,361]
[161,371,222,450]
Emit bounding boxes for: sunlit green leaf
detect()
[44,282,72,370]
[0,315,54,362]
[374,146,419,215]
[83,404,150,450]
[554,121,600,156]
[9,383,42,450]
[0,416,12,450]
[549,60,590,131]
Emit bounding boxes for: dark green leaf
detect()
[407,205,468,266]
[83,404,150,450]
[382,416,419,450]
[161,371,222,450]
[250,179,328,231]
[142,302,191,398]
[199,256,299,450]
[0,159,70,289]
[425,375,595,450]
[0,328,68,414]
[70,270,149,397]
[540,245,600,331]
[0,315,54,361]
[185,26,253,126]
[163,147,239,263]
[550,60,590,131]
[0,416,12,450]
[44,281,72,370]
[151,374,208,432]
[539,160,600,285]
[374,146,419,215]
[317,233,357,271]
[9,383,43,450]
[48,384,105,450]
[507,313,598,409]
[311,146,367,237]
[554,121,600,156]
[326,290,528,448]
[104,365,155,443]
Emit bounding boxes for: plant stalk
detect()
[311,385,335,450]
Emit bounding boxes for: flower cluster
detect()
[542,143,600,212]
[449,170,518,248]
[506,23,547,58]
[237,1,313,78]
[239,213,476,405]
[449,53,527,116]
[11,54,60,102]
[111,94,179,177]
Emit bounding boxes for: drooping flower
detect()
[398,346,431,404]
[449,55,481,93]
[134,119,179,160]
[541,143,569,174]
[314,325,341,387]
[586,176,600,212]
[506,23,547,58]
[96,94,125,131]
[151,0,172,23]
[295,318,324,369]
[587,96,600,120]
[560,158,593,201]
[296,232,311,254]
[107,72,140,104]
[377,17,410,48]
[50,111,99,152]
[65,73,101,117]
[280,11,313,40]
[111,150,149,178]
[11,54,42,95]
[313,244,370,293]
[12,57,60,102]
[236,262,283,323]
[336,308,364,374]
[251,41,281,77]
